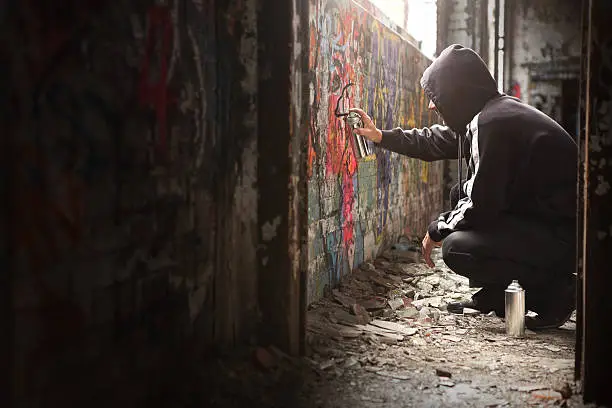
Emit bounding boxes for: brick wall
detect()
[5,0,262,405]
[307,0,444,304]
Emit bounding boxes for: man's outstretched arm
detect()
[349,107,460,162]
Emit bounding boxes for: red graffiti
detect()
[509,81,521,99]
[138,5,175,155]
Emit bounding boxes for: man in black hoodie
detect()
[350,44,577,329]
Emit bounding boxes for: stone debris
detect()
[509,384,547,392]
[436,368,452,378]
[302,245,577,407]
[438,377,456,387]
[531,389,564,401]
[370,319,418,336]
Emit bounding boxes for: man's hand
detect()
[422,232,442,268]
[349,108,383,143]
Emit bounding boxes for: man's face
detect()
[429,100,446,125]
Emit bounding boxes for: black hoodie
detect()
[378,44,577,241]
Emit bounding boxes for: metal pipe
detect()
[493,0,500,84]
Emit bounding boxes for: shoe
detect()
[525,275,576,330]
[447,287,505,316]
[525,309,574,330]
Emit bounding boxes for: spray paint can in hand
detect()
[505,280,525,337]
[346,111,363,129]
[346,111,371,157]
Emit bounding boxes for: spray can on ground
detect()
[505,280,525,337]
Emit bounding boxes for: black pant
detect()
[441,215,576,314]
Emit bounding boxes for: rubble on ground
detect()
[301,245,583,407]
[167,243,585,408]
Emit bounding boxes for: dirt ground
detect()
[187,245,597,408]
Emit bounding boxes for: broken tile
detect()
[531,389,563,401]
[370,319,418,336]
[344,357,359,369]
[397,306,419,319]
[358,297,387,311]
[357,324,405,341]
[412,296,444,309]
[411,336,427,346]
[438,378,455,387]
[332,289,356,308]
[350,303,371,324]
[319,359,336,370]
[436,368,452,378]
[388,297,405,310]
[339,327,362,338]
[369,274,396,289]
[510,384,547,392]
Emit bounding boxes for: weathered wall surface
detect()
[510,0,581,121]
[307,0,444,304]
[4,0,263,405]
[437,0,490,64]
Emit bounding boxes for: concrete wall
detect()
[509,0,581,121]
[2,0,307,405]
[438,0,490,63]
[307,0,444,304]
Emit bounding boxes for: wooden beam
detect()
[580,0,612,403]
[257,0,308,356]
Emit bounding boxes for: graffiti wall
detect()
[4,0,265,405]
[307,0,444,303]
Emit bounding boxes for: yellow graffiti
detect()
[420,162,429,183]
[375,232,384,245]
[363,153,377,162]
[419,88,426,121]
[407,99,416,128]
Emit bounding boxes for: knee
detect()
[441,232,461,262]
[441,232,472,273]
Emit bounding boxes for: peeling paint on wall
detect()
[307,0,443,303]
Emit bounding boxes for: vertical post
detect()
[1,4,15,405]
[470,0,477,50]
[479,0,490,66]
[575,0,590,384]
[493,0,500,84]
[580,0,612,403]
[257,0,308,356]
[503,0,514,92]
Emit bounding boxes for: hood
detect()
[420,44,499,131]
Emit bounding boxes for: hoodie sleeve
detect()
[378,124,459,162]
[427,114,510,242]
